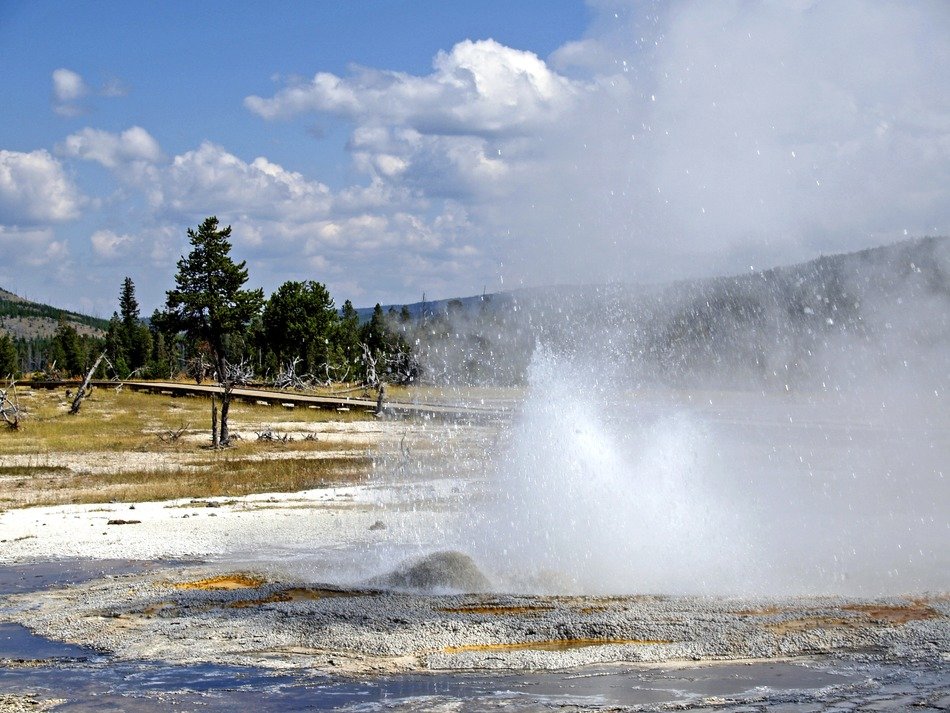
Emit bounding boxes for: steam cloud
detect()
[422,238,949,596]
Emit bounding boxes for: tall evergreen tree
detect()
[105,313,129,376]
[361,303,387,355]
[50,317,85,376]
[105,277,151,376]
[0,333,18,378]
[262,280,338,375]
[147,308,178,378]
[164,216,263,444]
[119,276,139,331]
[333,299,362,379]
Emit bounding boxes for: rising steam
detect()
[421,239,950,596]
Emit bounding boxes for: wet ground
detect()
[2,627,948,711]
[1,561,947,711]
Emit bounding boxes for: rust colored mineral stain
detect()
[174,574,267,590]
[444,638,671,654]
[840,602,940,625]
[765,616,858,636]
[439,604,554,615]
[228,587,362,608]
[741,599,944,636]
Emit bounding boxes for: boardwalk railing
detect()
[28,380,509,420]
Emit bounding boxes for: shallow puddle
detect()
[0,622,96,661]
[0,655,864,711]
[0,558,193,596]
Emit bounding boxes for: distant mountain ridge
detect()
[0,289,108,340]
[3,236,946,372]
[406,236,949,388]
[365,236,948,319]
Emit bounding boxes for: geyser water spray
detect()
[452,346,948,596]
[464,347,757,595]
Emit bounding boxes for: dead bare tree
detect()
[312,362,333,388]
[41,360,61,382]
[0,379,21,429]
[332,362,351,384]
[186,354,210,384]
[273,357,309,390]
[225,358,254,386]
[97,355,136,392]
[158,423,190,442]
[113,365,145,391]
[69,352,106,415]
[361,343,379,388]
[387,345,420,386]
[256,429,291,443]
[313,361,351,387]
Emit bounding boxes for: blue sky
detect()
[1,1,948,316]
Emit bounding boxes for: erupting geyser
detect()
[468,348,755,595]
[456,346,948,597]
[372,241,948,598]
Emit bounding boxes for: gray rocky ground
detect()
[0,555,947,710]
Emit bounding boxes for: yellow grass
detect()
[0,385,376,508]
[0,386,372,455]
[0,455,371,508]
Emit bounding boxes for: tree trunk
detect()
[214,351,231,446]
[219,382,231,445]
[0,380,20,429]
[70,352,106,415]
[211,394,219,449]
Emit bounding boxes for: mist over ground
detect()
[417,236,949,396]
[410,237,949,596]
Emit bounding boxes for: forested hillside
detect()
[0,290,108,339]
[417,237,949,391]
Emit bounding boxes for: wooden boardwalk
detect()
[29,380,509,420]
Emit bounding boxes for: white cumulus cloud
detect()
[246,39,579,136]
[62,126,162,168]
[52,68,90,116]
[243,0,950,295]
[90,229,133,259]
[0,226,67,268]
[0,149,84,225]
[160,142,332,221]
[38,1,949,309]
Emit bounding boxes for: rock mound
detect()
[370,550,491,593]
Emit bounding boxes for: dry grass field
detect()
[0,384,381,509]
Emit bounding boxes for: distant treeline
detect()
[0,274,419,386]
[2,236,946,394]
[412,236,950,391]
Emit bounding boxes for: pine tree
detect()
[51,317,85,376]
[262,280,338,375]
[334,300,362,377]
[164,217,263,444]
[0,333,18,378]
[119,276,139,332]
[105,313,129,376]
